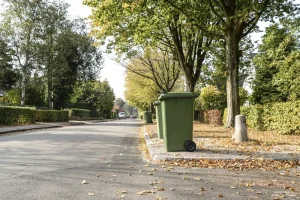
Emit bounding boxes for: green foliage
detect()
[68,108,91,119]
[239,87,249,106]
[0,106,36,125]
[36,110,69,122]
[223,101,300,134]
[262,101,300,134]
[0,39,20,91]
[70,80,115,114]
[124,69,159,111]
[2,88,21,105]
[197,85,225,110]
[251,22,299,104]
[0,1,104,109]
[240,105,265,130]
[25,78,47,107]
[84,0,212,92]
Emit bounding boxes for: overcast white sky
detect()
[65,0,126,100]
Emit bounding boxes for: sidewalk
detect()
[143,126,300,162]
[0,119,114,135]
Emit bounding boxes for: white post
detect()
[234,115,248,142]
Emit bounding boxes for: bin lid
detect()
[158,92,200,101]
[153,101,161,106]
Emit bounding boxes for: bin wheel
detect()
[184,140,196,152]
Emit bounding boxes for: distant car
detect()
[118,112,126,119]
[130,115,137,119]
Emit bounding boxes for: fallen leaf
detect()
[157,188,164,191]
[200,188,204,191]
[82,180,89,184]
[88,193,95,196]
[148,173,153,175]
[137,190,154,195]
[194,177,201,180]
[218,194,223,198]
[284,185,291,189]
[169,188,175,191]
[119,195,125,198]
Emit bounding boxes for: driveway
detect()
[0,119,299,199]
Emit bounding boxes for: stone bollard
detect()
[234,115,248,143]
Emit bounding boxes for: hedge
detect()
[36,110,69,122]
[0,106,36,125]
[68,108,91,119]
[223,100,300,134]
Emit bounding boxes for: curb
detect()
[0,119,118,135]
[0,124,63,134]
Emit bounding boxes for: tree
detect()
[71,80,115,113]
[206,0,296,127]
[115,98,125,111]
[165,0,297,127]
[0,38,20,91]
[124,69,159,111]
[121,47,181,92]
[84,0,213,92]
[37,0,69,108]
[251,22,300,103]
[0,0,43,105]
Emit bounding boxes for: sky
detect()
[65,0,126,100]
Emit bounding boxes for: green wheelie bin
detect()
[158,92,199,152]
[153,101,163,139]
[143,111,153,124]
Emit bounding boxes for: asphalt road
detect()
[0,119,299,200]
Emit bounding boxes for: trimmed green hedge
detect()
[240,105,264,130]
[223,100,300,134]
[68,108,91,119]
[0,106,36,125]
[263,101,300,134]
[36,110,69,122]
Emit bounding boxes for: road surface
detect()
[0,119,299,199]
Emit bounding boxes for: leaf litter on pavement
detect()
[140,123,300,173]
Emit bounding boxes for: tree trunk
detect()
[47,35,54,109]
[21,68,26,106]
[184,74,195,92]
[47,63,53,109]
[225,31,240,127]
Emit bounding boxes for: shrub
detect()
[36,110,69,122]
[223,100,300,134]
[198,85,224,110]
[68,108,91,119]
[0,106,36,125]
[263,101,300,134]
[240,105,264,130]
[90,111,103,119]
